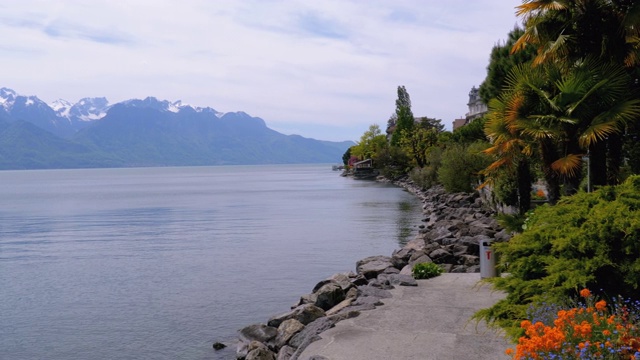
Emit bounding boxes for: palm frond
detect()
[550,154,582,178]
[515,0,569,17]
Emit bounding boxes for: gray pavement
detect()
[299,273,512,360]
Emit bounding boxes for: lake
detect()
[0,164,421,359]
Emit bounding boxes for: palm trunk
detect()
[606,133,623,185]
[591,141,607,187]
[517,159,532,215]
[540,138,561,204]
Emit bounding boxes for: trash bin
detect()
[479,239,497,278]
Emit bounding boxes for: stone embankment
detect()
[232,177,511,360]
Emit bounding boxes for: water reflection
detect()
[395,201,420,246]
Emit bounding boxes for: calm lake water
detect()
[0,164,421,360]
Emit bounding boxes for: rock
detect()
[238,325,278,359]
[275,319,305,349]
[345,287,358,299]
[387,274,418,286]
[357,284,393,299]
[383,266,400,274]
[246,345,276,360]
[267,304,326,328]
[399,264,412,275]
[293,293,316,308]
[351,295,384,307]
[289,312,358,352]
[325,297,354,316]
[212,342,226,350]
[367,277,394,290]
[466,265,480,273]
[276,345,295,360]
[288,317,335,351]
[310,279,333,293]
[239,324,278,344]
[425,227,453,242]
[439,263,454,272]
[429,248,454,264]
[494,229,513,242]
[349,274,368,286]
[458,236,480,255]
[314,282,345,311]
[327,273,355,291]
[452,244,469,256]
[408,254,432,267]
[458,254,480,266]
[451,265,468,273]
[356,255,395,279]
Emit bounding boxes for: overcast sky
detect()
[1,1,522,142]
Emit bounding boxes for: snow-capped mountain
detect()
[0,86,354,170]
[51,97,110,123]
[0,87,76,138]
[121,97,224,116]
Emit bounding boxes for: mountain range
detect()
[0,87,353,170]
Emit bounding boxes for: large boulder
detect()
[314,282,345,311]
[275,319,305,349]
[327,273,356,291]
[239,324,278,344]
[237,325,278,359]
[276,346,295,360]
[428,248,455,264]
[246,343,276,360]
[267,304,326,328]
[356,255,395,279]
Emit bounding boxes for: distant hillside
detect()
[0,88,354,169]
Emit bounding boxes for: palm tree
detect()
[483,94,535,211]
[512,0,636,66]
[512,0,640,185]
[484,58,640,204]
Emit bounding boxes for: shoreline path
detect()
[299,273,511,360]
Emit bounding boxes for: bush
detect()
[438,142,491,193]
[476,176,640,336]
[412,262,444,279]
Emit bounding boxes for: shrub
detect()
[438,142,491,193]
[476,176,640,337]
[412,262,444,279]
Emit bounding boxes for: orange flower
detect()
[603,329,612,336]
[505,348,514,356]
[595,300,607,312]
[580,288,591,298]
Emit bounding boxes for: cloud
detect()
[1,0,522,141]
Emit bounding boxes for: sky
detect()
[1,1,522,142]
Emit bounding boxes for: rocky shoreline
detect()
[231,176,511,360]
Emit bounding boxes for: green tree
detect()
[479,26,537,104]
[451,116,488,144]
[342,146,352,166]
[416,116,445,133]
[351,124,388,161]
[399,127,438,168]
[390,86,415,146]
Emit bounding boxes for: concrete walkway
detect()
[298,273,512,360]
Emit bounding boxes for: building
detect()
[465,86,487,124]
[452,118,466,131]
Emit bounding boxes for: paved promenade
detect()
[299,273,512,360]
